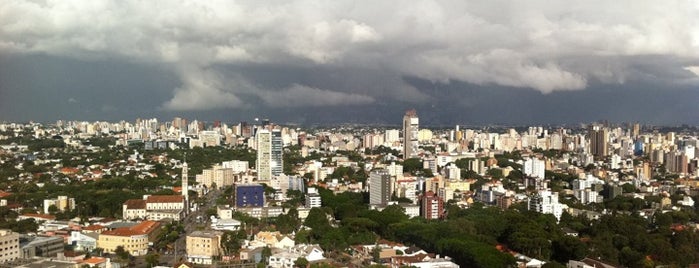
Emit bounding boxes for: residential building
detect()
[186,231,222,265]
[523,157,545,179]
[528,190,566,222]
[588,126,609,158]
[43,196,75,214]
[421,191,444,220]
[0,230,20,263]
[370,169,391,206]
[257,129,283,181]
[305,187,322,208]
[403,109,419,159]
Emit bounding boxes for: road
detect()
[160,188,222,266]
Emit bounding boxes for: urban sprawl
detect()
[0,110,698,268]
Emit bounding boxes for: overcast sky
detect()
[2,1,699,125]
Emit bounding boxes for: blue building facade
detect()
[235,184,265,207]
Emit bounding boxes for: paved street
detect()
[160,188,223,266]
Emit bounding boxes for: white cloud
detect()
[2,0,699,110]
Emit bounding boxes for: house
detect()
[567,258,622,268]
[240,247,265,263]
[253,231,295,249]
[391,253,460,268]
[210,218,241,231]
[80,257,111,268]
[70,231,99,251]
[267,244,325,268]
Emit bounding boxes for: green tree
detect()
[145,253,160,267]
[294,257,309,268]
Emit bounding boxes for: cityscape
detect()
[3,1,699,268]
[0,113,698,268]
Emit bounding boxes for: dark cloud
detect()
[1,1,699,124]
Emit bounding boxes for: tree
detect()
[294,257,309,268]
[145,253,160,267]
[114,245,130,261]
[260,246,272,264]
[47,204,59,214]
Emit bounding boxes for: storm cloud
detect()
[1,0,699,123]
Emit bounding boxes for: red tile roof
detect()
[102,220,161,237]
[124,199,146,209]
[0,191,12,198]
[146,195,184,203]
[21,213,56,220]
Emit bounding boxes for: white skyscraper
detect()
[256,129,283,181]
[402,109,419,159]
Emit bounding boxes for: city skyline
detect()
[2,1,699,125]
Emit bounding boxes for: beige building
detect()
[122,195,186,221]
[196,165,235,189]
[43,196,75,214]
[186,231,222,265]
[0,230,19,263]
[97,221,160,256]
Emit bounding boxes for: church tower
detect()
[182,161,189,202]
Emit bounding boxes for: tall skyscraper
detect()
[256,129,283,181]
[588,125,609,158]
[402,109,419,159]
[369,169,391,205]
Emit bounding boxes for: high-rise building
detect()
[523,157,545,179]
[402,109,419,159]
[369,169,391,205]
[528,190,565,222]
[632,122,640,138]
[305,187,322,208]
[421,191,444,220]
[256,129,284,181]
[588,125,609,158]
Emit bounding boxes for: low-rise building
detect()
[186,231,222,265]
[97,220,160,256]
[20,235,64,259]
[122,195,186,221]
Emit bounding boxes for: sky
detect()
[2,1,699,126]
